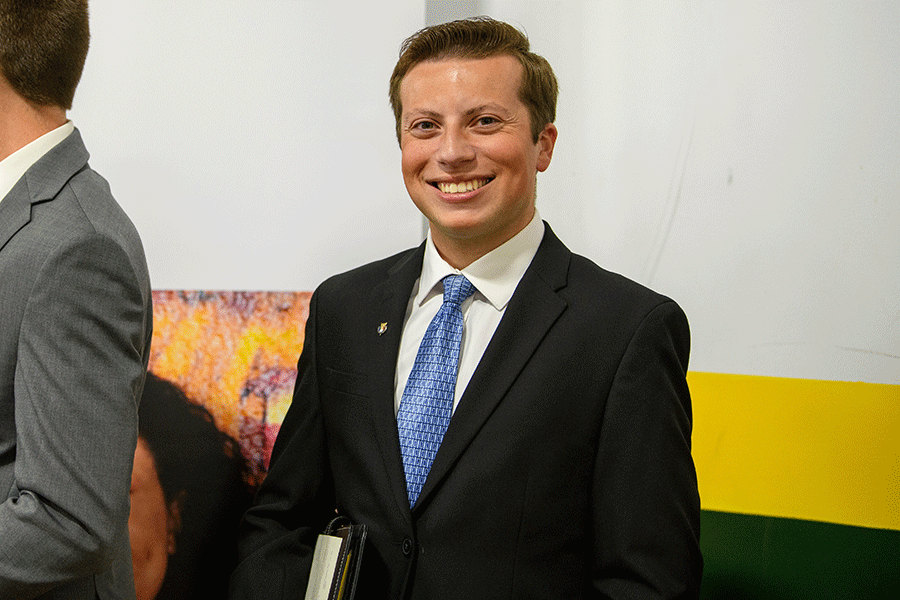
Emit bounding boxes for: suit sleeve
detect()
[230,289,337,600]
[592,301,703,600]
[0,232,150,598]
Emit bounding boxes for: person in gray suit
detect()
[0,1,153,598]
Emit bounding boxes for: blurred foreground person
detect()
[0,1,153,598]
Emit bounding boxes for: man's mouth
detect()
[434,178,491,194]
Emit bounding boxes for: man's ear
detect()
[536,123,558,172]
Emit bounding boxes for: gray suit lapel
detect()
[370,244,426,519]
[0,179,32,253]
[415,226,571,511]
[0,128,88,253]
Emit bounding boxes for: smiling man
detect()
[231,17,702,600]
[398,53,556,268]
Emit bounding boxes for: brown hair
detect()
[389,16,558,144]
[0,0,90,109]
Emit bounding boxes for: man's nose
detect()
[436,128,476,169]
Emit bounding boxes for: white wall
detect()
[467,0,900,385]
[73,0,425,291]
[72,1,899,385]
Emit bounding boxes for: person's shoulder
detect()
[29,133,141,243]
[570,252,663,295]
[537,224,670,304]
[556,253,690,351]
[65,163,132,229]
[20,159,150,296]
[316,245,422,296]
[564,251,683,320]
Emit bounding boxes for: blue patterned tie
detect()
[397,274,476,507]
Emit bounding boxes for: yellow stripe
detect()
[688,372,900,531]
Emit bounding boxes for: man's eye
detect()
[476,116,498,126]
[413,121,436,131]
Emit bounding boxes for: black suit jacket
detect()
[230,225,701,599]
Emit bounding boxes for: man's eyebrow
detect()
[404,109,442,121]
[464,104,511,118]
[404,104,513,122]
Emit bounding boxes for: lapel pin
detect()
[377,322,388,336]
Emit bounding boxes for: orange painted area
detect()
[149,291,310,482]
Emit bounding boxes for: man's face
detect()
[399,55,556,266]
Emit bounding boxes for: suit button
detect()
[402,538,414,556]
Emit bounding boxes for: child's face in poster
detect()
[129,437,180,600]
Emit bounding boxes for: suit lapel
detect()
[0,180,32,253]
[415,226,571,511]
[0,128,88,253]
[369,244,426,519]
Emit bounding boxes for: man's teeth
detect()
[437,179,488,194]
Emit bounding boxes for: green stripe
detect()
[700,510,900,599]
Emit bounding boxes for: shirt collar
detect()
[416,209,545,311]
[0,121,75,203]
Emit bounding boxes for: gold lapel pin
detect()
[377,322,388,336]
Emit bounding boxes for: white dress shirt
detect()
[0,121,75,203]
[394,210,545,415]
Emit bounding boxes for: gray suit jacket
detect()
[0,129,152,599]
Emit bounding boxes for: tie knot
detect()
[442,274,475,307]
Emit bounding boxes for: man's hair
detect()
[0,0,90,109]
[389,16,558,144]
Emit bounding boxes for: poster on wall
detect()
[131,290,310,599]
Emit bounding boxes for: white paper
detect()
[304,534,343,600]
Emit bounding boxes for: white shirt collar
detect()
[416,209,545,311]
[0,121,75,203]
